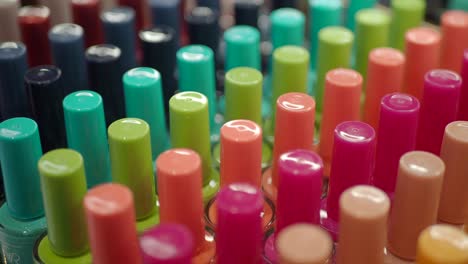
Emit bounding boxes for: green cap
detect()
[449,0,468,10]
[271,8,305,50]
[63,91,112,189]
[0,118,43,220]
[225,67,263,125]
[346,0,377,31]
[176,45,217,137]
[38,149,88,257]
[123,67,170,159]
[108,118,157,220]
[224,25,261,71]
[315,26,354,113]
[355,9,390,79]
[390,0,426,50]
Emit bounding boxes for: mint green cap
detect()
[0,118,43,220]
[123,67,170,160]
[224,25,261,71]
[108,118,157,220]
[38,149,88,257]
[346,0,377,31]
[271,8,305,50]
[63,91,111,189]
[225,67,263,125]
[390,0,426,50]
[176,45,217,136]
[355,9,390,79]
[315,26,354,113]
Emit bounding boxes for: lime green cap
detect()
[271,8,305,49]
[108,118,157,220]
[38,149,88,257]
[355,9,390,79]
[224,25,261,71]
[123,67,170,160]
[225,67,263,125]
[63,91,112,189]
[0,117,43,220]
[169,92,212,186]
[390,0,426,50]
[315,26,354,113]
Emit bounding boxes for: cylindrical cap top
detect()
[277,224,332,264]
[84,183,141,264]
[224,25,261,71]
[417,224,468,264]
[139,26,175,44]
[425,69,462,89]
[49,23,83,43]
[63,90,102,113]
[140,224,194,264]
[24,65,61,85]
[440,11,468,72]
[18,5,50,22]
[220,120,262,187]
[406,27,440,47]
[270,8,305,48]
[85,44,121,63]
[123,67,161,90]
[318,26,354,46]
[101,6,135,25]
[0,42,26,59]
[0,117,43,219]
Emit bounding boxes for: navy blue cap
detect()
[186,7,220,56]
[150,0,181,46]
[235,0,261,28]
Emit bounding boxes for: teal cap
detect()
[271,8,305,50]
[176,45,217,137]
[224,25,261,71]
[63,90,112,188]
[309,0,342,69]
[449,0,468,10]
[355,9,390,79]
[315,26,354,113]
[390,0,426,50]
[346,0,377,31]
[123,67,170,159]
[38,149,88,257]
[0,118,43,220]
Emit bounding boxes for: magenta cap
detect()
[373,93,420,199]
[326,121,376,222]
[276,149,323,235]
[457,50,468,121]
[140,223,194,264]
[416,69,462,155]
[216,183,263,264]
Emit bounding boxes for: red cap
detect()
[440,11,468,73]
[18,5,51,66]
[72,0,103,47]
[84,183,141,264]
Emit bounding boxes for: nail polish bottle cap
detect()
[440,11,468,72]
[270,8,305,49]
[224,25,261,71]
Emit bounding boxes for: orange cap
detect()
[336,185,390,264]
[220,119,262,188]
[440,11,468,73]
[156,148,205,250]
[364,47,406,130]
[402,27,441,100]
[318,68,362,176]
[84,183,141,264]
[388,151,445,260]
[438,121,468,224]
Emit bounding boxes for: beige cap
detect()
[336,185,390,264]
[416,224,468,264]
[438,121,468,224]
[39,0,71,25]
[277,224,333,264]
[0,0,20,42]
[388,151,445,260]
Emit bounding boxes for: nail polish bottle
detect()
[71,0,103,47]
[18,5,51,66]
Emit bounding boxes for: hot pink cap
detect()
[216,183,263,264]
[416,69,461,155]
[440,11,468,73]
[372,93,420,199]
[457,50,468,120]
[140,224,194,264]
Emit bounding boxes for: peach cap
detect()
[440,11,468,73]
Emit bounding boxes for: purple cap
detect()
[326,121,376,222]
[417,69,461,155]
[276,149,323,235]
[373,93,420,199]
[140,224,194,264]
[216,183,263,264]
[457,50,468,120]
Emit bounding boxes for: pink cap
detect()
[372,93,420,199]
[140,224,194,264]
[319,68,362,176]
[220,120,262,188]
[440,11,468,73]
[364,48,405,130]
[84,183,142,264]
[156,149,205,250]
[216,183,263,264]
[416,69,461,155]
[402,27,441,100]
[276,149,324,235]
[457,51,468,120]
